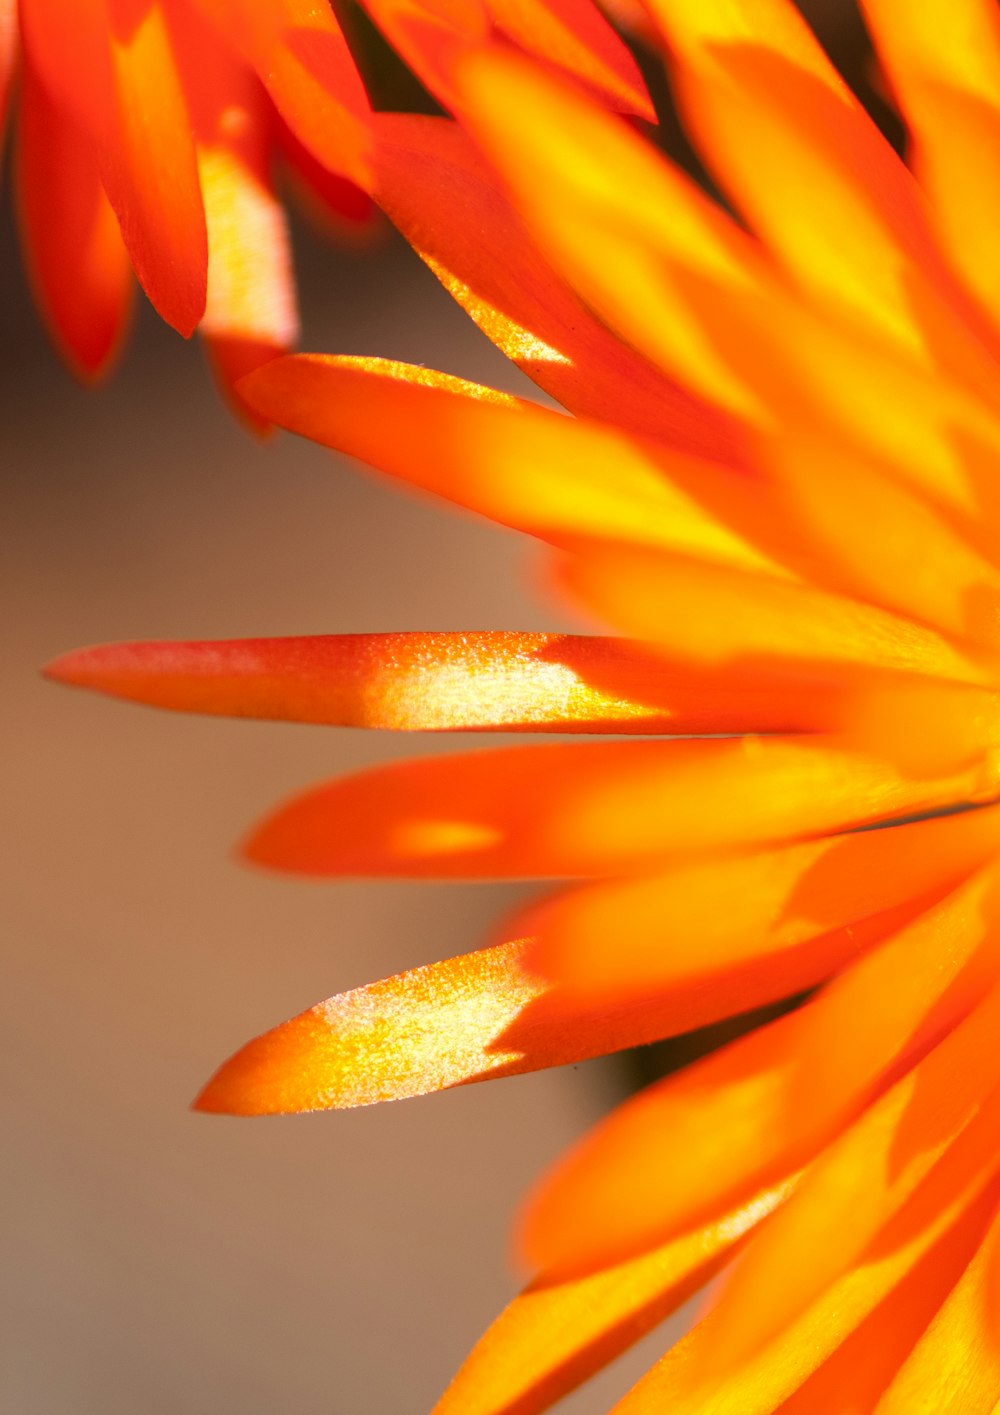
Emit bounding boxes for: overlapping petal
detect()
[433,1180,792,1415]
[455,47,1000,524]
[861,0,1000,332]
[371,114,741,457]
[518,862,1000,1275]
[614,1176,1000,1414]
[525,805,1000,1013]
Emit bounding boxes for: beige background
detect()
[1,198,687,1413]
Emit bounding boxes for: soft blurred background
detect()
[3,4,887,1412]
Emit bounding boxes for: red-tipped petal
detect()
[15,48,133,379]
[42,630,844,735]
[99,2,208,335]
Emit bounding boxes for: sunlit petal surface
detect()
[49,0,1000,1409]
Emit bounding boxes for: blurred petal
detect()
[862,0,1000,330]
[645,0,988,367]
[456,46,770,421]
[361,0,651,119]
[242,736,990,881]
[189,0,373,187]
[775,1185,1000,1414]
[100,1,208,335]
[17,0,205,333]
[238,354,783,571]
[0,0,15,152]
[276,108,379,241]
[486,0,653,117]
[456,47,1000,520]
[372,113,741,457]
[762,435,1000,650]
[558,541,997,687]
[15,49,133,379]
[197,130,297,421]
[168,3,297,422]
[17,0,114,137]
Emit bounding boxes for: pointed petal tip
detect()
[42,646,110,690]
[41,641,170,701]
[190,1066,254,1116]
[190,1046,265,1117]
[238,814,302,876]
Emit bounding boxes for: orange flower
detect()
[47,0,1000,1410]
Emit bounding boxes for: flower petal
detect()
[558,541,997,687]
[372,113,741,457]
[526,805,1000,1012]
[861,0,1000,330]
[517,864,1000,1275]
[775,1186,1000,1414]
[189,0,372,188]
[456,46,770,421]
[615,1174,1000,1415]
[194,935,780,1114]
[762,434,1000,649]
[100,1,208,336]
[15,48,133,379]
[486,0,653,118]
[238,354,782,572]
[43,631,846,735]
[19,0,207,335]
[433,1181,791,1415]
[456,47,1000,519]
[645,0,986,365]
[0,0,16,154]
[874,1193,1000,1413]
[165,2,297,422]
[362,0,653,119]
[701,979,1000,1374]
[242,737,991,880]
[276,109,379,240]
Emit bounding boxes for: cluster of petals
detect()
[47,0,1000,1411]
[2,0,643,417]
